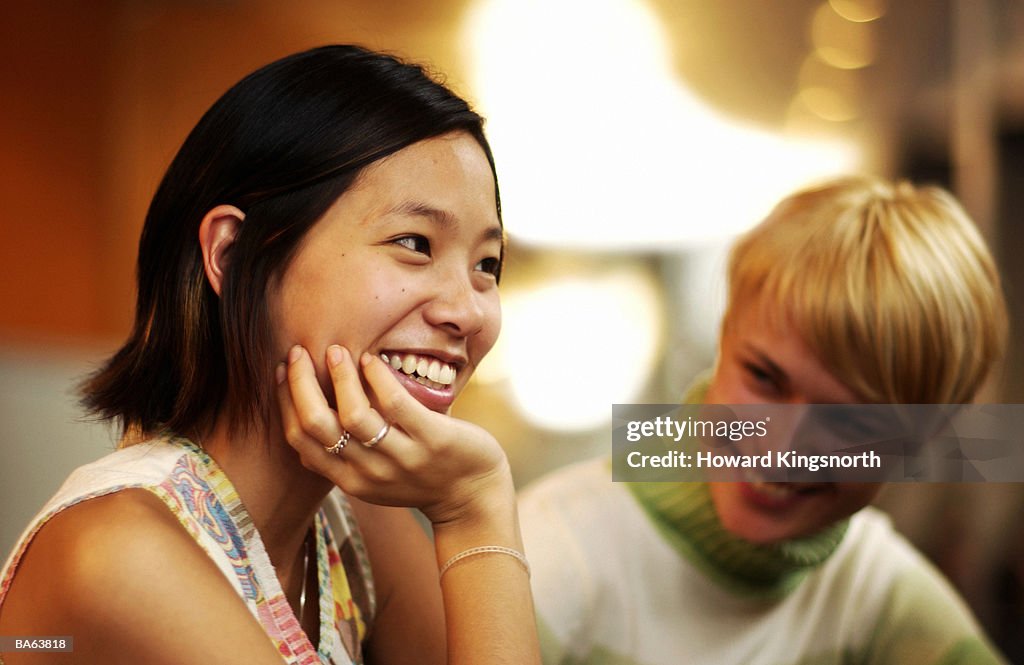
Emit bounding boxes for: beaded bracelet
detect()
[439,546,531,579]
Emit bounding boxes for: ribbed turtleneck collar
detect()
[624,371,850,597]
[627,479,848,597]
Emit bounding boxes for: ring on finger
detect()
[362,422,391,448]
[325,431,350,455]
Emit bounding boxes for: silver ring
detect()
[325,431,350,455]
[362,422,391,448]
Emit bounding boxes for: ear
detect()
[198,205,245,297]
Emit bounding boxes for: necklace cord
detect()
[298,530,312,625]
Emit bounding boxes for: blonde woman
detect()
[520,177,1009,664]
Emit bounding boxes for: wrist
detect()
[425,456,516,527]
[428,463,522,561]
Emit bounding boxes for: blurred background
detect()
[1,0,1022,658]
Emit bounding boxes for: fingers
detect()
[276,345,390,493]
[280,344,399,459]
[279,344,429,455]
[358,352,439,443]
[325,345,391,445]
[285,345,342,445]
[324,347,432,474]
[275,352,345,475]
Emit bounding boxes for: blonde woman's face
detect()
[268,131,502,413]
[705,299,882,544]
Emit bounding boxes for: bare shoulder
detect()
[0,490,283,665]
[1,490,185,618]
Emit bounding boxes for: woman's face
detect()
[269,131,502,413]
[705,298,882,544]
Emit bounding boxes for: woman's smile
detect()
[380,350,463,412]
[382,352,459,388]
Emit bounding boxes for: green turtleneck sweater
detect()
[625,480,847,599]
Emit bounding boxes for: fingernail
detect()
[327,345,343,367]
[275,362,287,384]
[360,352,373,367]
[288,345,303,364]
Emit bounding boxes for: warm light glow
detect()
[797,87,858,122]
[493,269,663,431]
[811,2,876,69]
[462,0,861,250]
[829,0,885,23]
[795,54,862,122]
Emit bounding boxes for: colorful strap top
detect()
[0,436,375,664]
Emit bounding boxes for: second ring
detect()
[362,422,391,448]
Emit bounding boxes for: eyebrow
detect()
[385,199,504,242]
[387,200,455,227]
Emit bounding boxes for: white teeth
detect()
[383,352,457,387]
[413,374,446,390]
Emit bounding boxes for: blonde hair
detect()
[723,176,1008,404]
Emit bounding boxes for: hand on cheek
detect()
[276,344,511,525]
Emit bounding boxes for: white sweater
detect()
[520,457,1005,665]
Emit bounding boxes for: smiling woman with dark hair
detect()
[0,45,538,665]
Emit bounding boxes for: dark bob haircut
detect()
[82,45,501,440]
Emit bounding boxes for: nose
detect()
[423,270,486,337]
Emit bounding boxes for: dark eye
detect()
[743,362,779,394]
[394,235,431,256]
[744,362,772,383]
[476,256,501,277]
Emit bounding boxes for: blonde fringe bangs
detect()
[724,177,1007,404]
